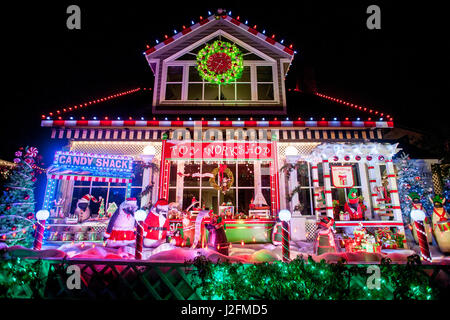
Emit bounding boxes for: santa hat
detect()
[79,194,100,203]
[155,199,169,207]
[125,197,138,206]
[318,216,334,229]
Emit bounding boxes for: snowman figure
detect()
[104,198,138,247]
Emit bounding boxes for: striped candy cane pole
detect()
[322,159,334,218]
[414,220,432,262]
[367,165,379,215]
[33,220,46,250]
[281,221,290,262]
[135,221,144,260]
[311,162,321,220]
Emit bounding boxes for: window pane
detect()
[238,163,254,187]
[90,188,108,216]
[183,189,200,211]
[238,189,254,213]
[296,189,312,215]
[74,181,90,186]
[219,189,236,209]
[130,188,142,204]
[257,66,273,82]
[296,162,310,186]
[239,66,251,82]
[236,84,251,100]
[204,84,219,100]
[107,188,126,209]
[132,163,143,187]
[202,163,218,187]
[184,164,200,187]
[188,84,202,100]
[220,84,235,100]
[165,84,182,100]
[169,163,177,187]
[261,163,271,187]
[189,66,203,82]
[201,188,219,212]
[262,189,271,212]
[169,189,176,204]
[167,66,183,82]
[70,187,90,215]
[257,84,274,100]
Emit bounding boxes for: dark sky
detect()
[3,0,449,163]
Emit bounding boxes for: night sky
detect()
[3,1,448,164]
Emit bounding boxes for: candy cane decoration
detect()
[281,221,290,262]
[414,220,432,262]
[33,220,46,250]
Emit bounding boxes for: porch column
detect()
[311,162,320,220]
[367,163,379,219]
[141,164,153,208]
[158,139,171,201]
[385,159,402,221]
[322,159,334,218]
[270,138,281,217]
[287,162,299,213]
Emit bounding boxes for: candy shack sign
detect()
[165,141,272,161]
[54,151,133,172]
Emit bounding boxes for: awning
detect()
[49,174,131,183]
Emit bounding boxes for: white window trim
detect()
[160,61,280,104]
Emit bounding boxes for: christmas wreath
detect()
[196,40,244,85]
[209,165,234,194]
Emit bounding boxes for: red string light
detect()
[309,92,392,121]
[42,88,141,119]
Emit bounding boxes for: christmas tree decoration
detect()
[97,197,105,218]
[0,146,40,248]
[196,40,244,85]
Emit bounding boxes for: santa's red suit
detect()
[143,199,170,248]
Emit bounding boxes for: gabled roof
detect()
[143,14,295,62]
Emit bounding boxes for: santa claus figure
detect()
[344,188,364,220]
[104,198,138,247]
[74,194,102,223]
[143,199,170,248]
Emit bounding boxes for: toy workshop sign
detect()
[331,166,355,188]
[54,152,133,172]
[165,141,273,161]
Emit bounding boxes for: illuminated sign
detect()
[53,151,133,173]
[331,165,355,188]
[164,141,272,161]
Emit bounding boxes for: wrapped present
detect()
[375,227,392,242]
[339,211,350,221]
[392,232,405,248]
[382,239,398,249]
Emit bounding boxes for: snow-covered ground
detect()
[2,240,448,265]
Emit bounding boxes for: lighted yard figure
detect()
[104,198,138,247]
[143,199,170,248]
[74,194,102,223]
[205,210,229,255]
[407,192,432,262]
[278,209,291,262]
[430,194,450,253]
[408,192,432,244]
[344,188,364,220]
[134,209,147,259]
[315,216,336,255]
[33,209,50,250]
